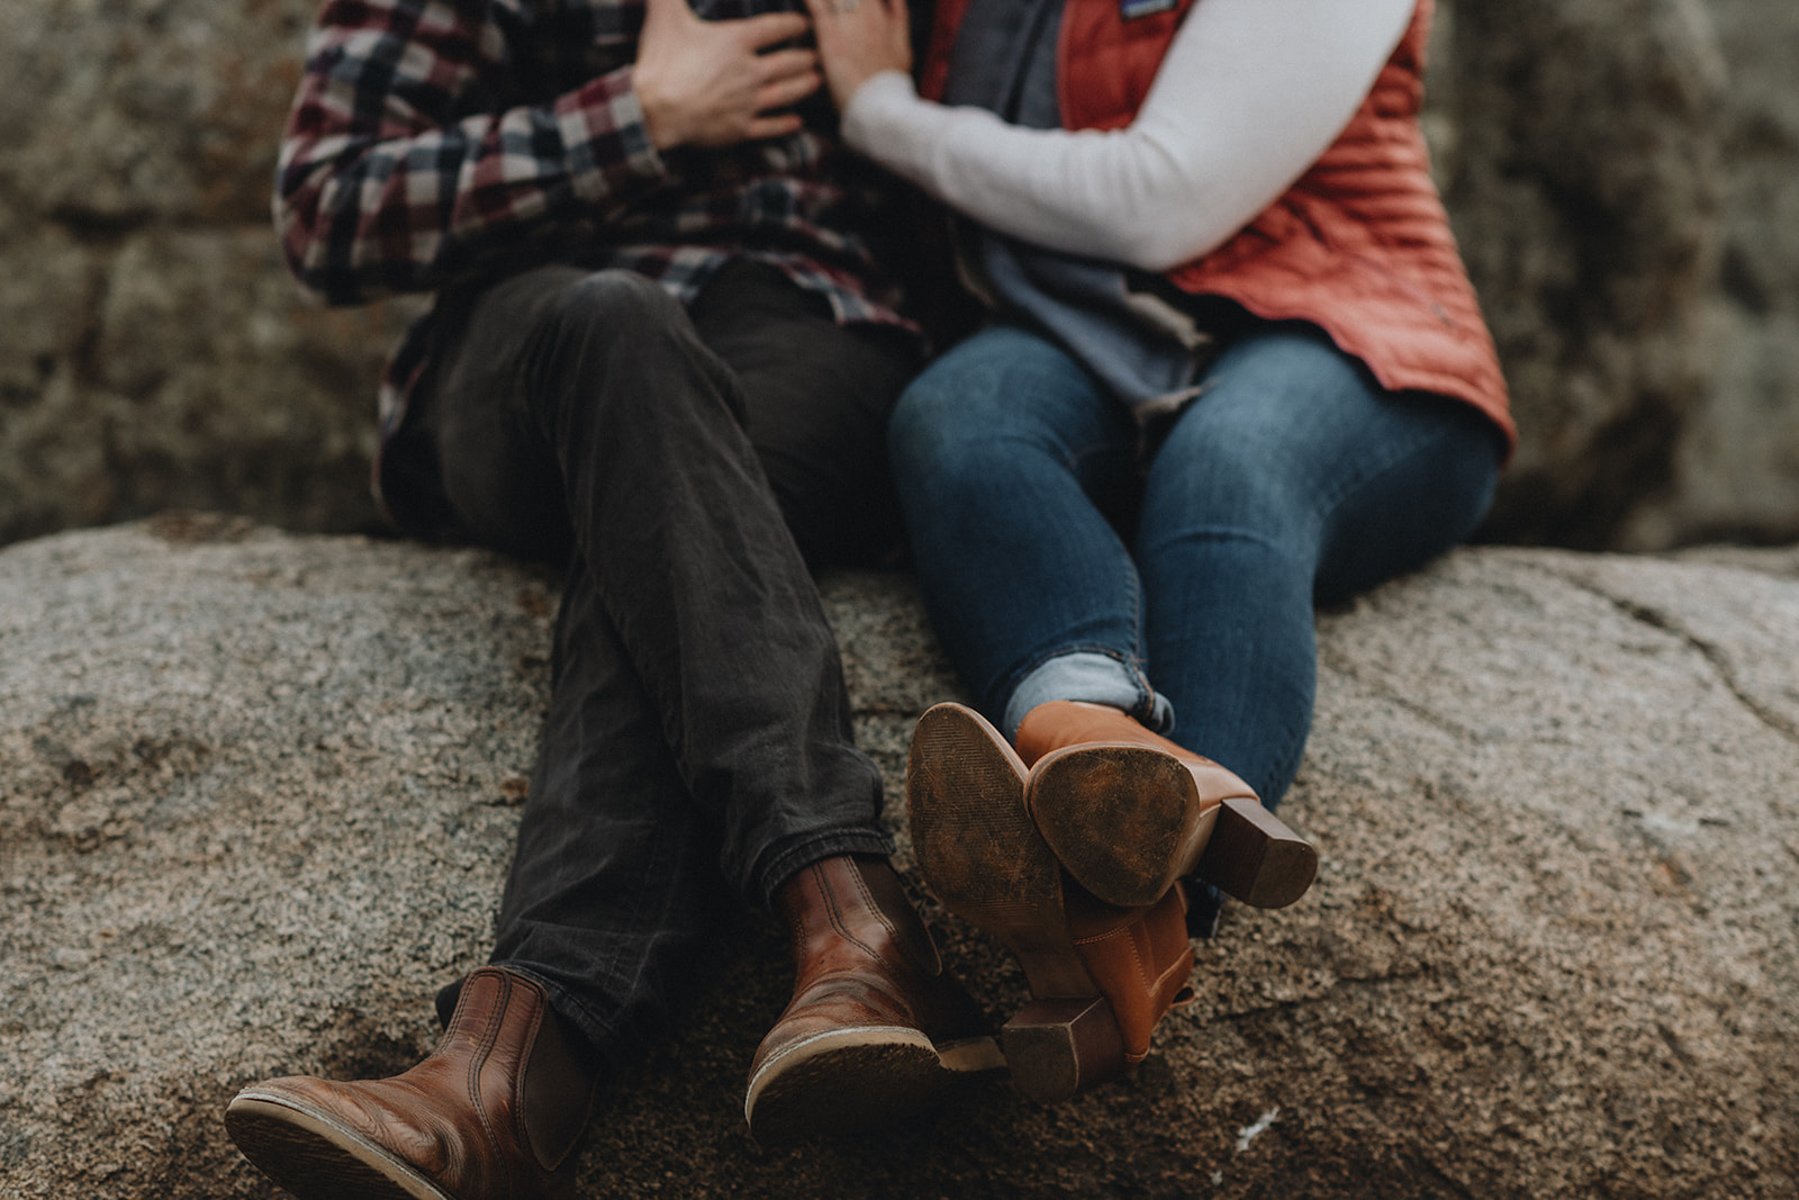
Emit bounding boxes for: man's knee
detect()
[526,269,739,439]
[536,270,687,357]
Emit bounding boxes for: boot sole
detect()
[1030,745,1319,910]
[906,703,1127,1102]
[743,1025,1004,1144]
[225,1092,451,1200]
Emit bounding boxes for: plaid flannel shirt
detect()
[276,0,916,517]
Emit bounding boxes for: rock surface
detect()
[2,520,1796,1198]
[2,0,1798,549]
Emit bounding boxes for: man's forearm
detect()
[275,1,667,305]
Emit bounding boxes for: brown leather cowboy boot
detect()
[906,702,1199,1103]
[744,854,1004,1144]
[1004,884,1197,1103]
[226,967,596,1200]
[1016,700,1318,910]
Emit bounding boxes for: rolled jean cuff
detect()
[754,826,896,909]
[1001,649,1175,741]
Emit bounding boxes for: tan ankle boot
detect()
[226,967,596,1200]
[744,855,1004,1144]
[1000,883,1200,1103]
[906,702,1200,1103]
[1016,700,1318,910]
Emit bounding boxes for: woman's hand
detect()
[801,0,912,112]
[636,0,822,150]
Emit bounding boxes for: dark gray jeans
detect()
[398,261,918,1069]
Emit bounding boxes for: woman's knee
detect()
[888,328,1111,484]
[1141,330,1420,547]
[1313,404,1502,601]
[886,375,986,487]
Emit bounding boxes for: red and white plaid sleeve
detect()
[276,0,666,304]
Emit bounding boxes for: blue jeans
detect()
[889,323,1502,821]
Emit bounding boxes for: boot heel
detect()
[1194,797,1318,909]
[1001,997,1127,1104]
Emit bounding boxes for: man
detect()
[223,0,1001,1194]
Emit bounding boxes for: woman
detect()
[805,0,1512,1101]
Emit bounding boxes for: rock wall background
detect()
[1432,0,1799,547]
[1629,0,1799,546]
[0,0,1795,549]
[0,0,420,545]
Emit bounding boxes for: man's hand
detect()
[636,0,822,150]
[801,0,911,113]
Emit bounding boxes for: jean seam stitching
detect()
[1124,554,1147,680]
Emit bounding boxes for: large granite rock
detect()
[2,520,1795,1198]
[1,0,1798,550]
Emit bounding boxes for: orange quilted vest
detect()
[920,0,1514,446]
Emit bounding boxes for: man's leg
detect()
[473,555,724,1066]
[229,263,999,1199]
[664,263,1005,1140]
[686,261,908,569]
[438,262,998,1144]
[416,266,728,1070]
[444,261,977,1082]
[225,267,670,1200]
[498,266,896,902]
[428,258,981,1089]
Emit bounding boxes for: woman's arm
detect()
[832,0,1415,272]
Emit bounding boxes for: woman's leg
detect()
[1137,326,1504,812]
[892,328,1216,1096]
[888,326,1162,737]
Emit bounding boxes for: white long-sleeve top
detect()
[840,0,1417,273]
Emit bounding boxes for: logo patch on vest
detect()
[1119,0,1178,18]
